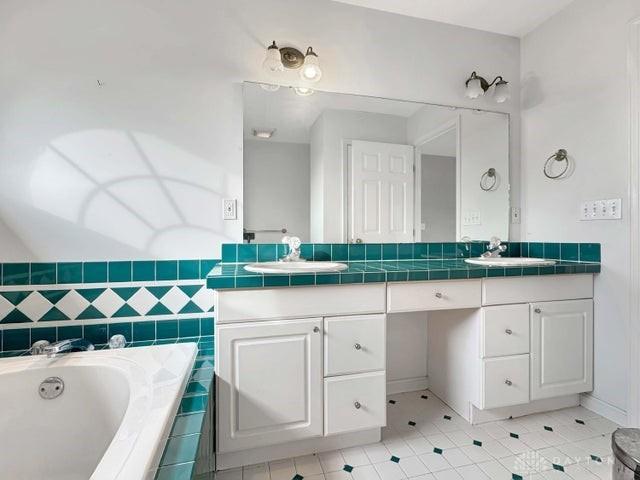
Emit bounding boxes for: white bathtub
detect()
[0,342,197,480]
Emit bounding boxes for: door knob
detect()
[354,343,362,350]
[354,401,361,409]
[505,329,513,335]
[313,326,320,333]
[534,308,542,314]
[505,379,513,386]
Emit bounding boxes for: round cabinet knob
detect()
[534,308,542,314]
[354,401,361,409]
[505,329,513,335]
[505,379,513,386]
[355,238,363,244]
[313,326,320,333]
[354,343,362,350]
[435,292,443,299]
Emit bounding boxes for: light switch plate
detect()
[223,199,237,220]
[579,198,622,221]
[463,211,481,226]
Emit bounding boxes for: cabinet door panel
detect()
[217,318,322,452]
[530,300,593,400]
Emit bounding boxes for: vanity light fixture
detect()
[464,71,510,103]
[252,128,276,139]
[262,41,322,82]
[293,86,315,97]
[300,47,322,82]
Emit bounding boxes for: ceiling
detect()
[244,83,425,143]
[331,0,575,37]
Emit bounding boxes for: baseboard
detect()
[471,395,580,424]
[387,376,429,395]
[216,428,381,470]
[580,393,628,426]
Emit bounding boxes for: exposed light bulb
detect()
[300,47,322,82]
[465,78,484,99]
[493,79,510,103]
[260,83,281,92]
[252,129,276,139]
[262,41,284,73]
[294,87,314,96]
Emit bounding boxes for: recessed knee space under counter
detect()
[209,258,599,470]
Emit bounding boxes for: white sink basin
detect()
[465,257,556,267]
[243,261,348,274]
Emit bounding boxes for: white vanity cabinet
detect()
[216,318,323,453]
[530,299,594,400]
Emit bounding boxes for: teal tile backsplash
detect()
[221,242,601,263]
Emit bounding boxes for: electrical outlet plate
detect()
[223,199,237,220]
[580,198,622,221]
[510,207,521,224]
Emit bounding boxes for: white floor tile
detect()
[405,435,434,455]
[444,431,473,447]
[243,463,270,480]
[499,436,532,455]
[581,456,613,480]
[441,448,472,468]
[521,432,551,450]
[295,454,324,476]
[325,471,352,480]
[480,423,509,440]
[269,459,296,480]
[458,445,492,464]
[481,439,513,459]
[425,434,455,450]
[455,464,490,480]
[319,451,347,473]
[351,465,381,480]
[498,454,536,476]
[563,463,600,480]
[364,443,392,464]
[373,461,406,480]
[214,468,242,480]
[476,460,512,479]
[384,439,414,457]
[418,453,452,473]
[397,456,429,477]
[305,475,327,480]
[432,469,462,480]
[342,447,372,467]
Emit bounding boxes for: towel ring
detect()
[480,168,497,191]
[544,149,569,179]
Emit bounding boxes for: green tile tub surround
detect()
[0,259,219,286]
[0,332,215,480]
[219,242,600,263]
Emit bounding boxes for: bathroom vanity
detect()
[211,261,596,469]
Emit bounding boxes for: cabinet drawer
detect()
[482,274,593,306]
[481,305,529,358]
[480,355,529,410]
[324,314,386,376]
[324,371,386,435]
[387,280,481,313]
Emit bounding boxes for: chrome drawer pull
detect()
[313,326,320,333]
[505,379,513,386]
[534,308,542,314]
[505,329,513,335]
[354,401,361,409]
[354,343,362,350]
[435,292,443,298]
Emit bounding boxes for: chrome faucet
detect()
[42,338,95,358]
[482,237,507,258]
[281,236,303,262]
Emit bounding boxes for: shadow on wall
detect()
[521,72,545,111]
[1,129,237,260]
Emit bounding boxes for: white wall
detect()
[244,140,310,242]
[521,0,640,419]
[0,0,520,260]
[310,109,407,242]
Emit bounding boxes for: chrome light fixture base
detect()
[279,46,305,69]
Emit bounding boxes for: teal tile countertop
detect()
[1,336,214,480]
[207,258,601,290]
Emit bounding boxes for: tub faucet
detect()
[43,338,95,358]
[281,236,303,262]
[482,237,507,258]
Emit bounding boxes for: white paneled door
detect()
[351,140,415,243]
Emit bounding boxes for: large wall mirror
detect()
[243,82,510,244]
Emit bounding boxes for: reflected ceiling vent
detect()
[252,128,276,139]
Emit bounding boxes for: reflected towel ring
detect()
[480,168,497,191]
[544,149,569,179]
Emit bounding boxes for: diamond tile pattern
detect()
[0,284,214,323]
[220,391,618,480]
